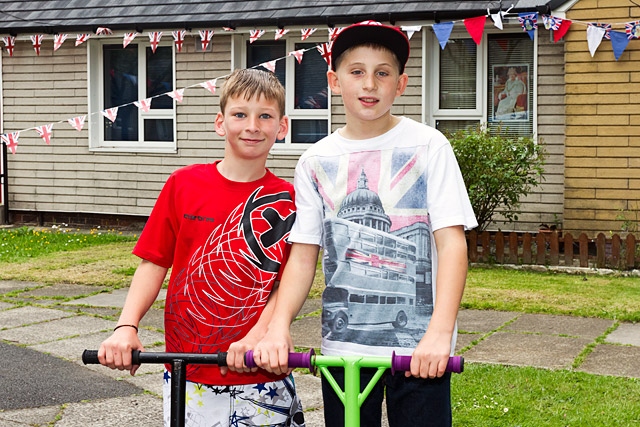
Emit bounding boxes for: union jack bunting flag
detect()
[53,34,68,51]
[261,60,277,73]
[172,30,186,53]
[123,32,137,48]
[149,32,163,53]
[35,124,54,144]
[3,36,15,56]
[68,115,87,132]
[101,107,119,123]
[200,79,217,94]
[134,98,152,112]
[625,20,640,39]
[1,132,19,155]
[289,49,305,64]
[589,22,612,40]
[75,34,91,46]
[274,29,289,40]
[167,89,184,103]
[518,13,538,32]
[31,34,44,56]
[542,15,562,31]
[317,42,332,68]
[329,27,344,41]
[300,28,317,41]
[96,27,112,35]
[250,29,265,43]
[199,30,214,51]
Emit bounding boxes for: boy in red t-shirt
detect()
[98,68,304,427]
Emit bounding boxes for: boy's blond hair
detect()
[220,68,285,117]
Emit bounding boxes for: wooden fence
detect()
[467,231,640,270]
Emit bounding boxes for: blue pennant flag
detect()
[610,30,630,60]
[433,22,454,50]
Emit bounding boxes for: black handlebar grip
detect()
[82,349,100,364]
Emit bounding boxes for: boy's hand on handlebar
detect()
[251,328,294,376]
[98,328,144,376]
[223,339,259,375]
[409,331,453,379]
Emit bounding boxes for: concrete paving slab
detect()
[505,313,613,340]
[0,280,40,293]
[0,315,113,345]
[462,332,591,369]
[577,344,640,378]
[54,395,163,427]
[606,323,640,346]
[0,301,14,310]
[0,306,74,330]
[457,309,518,333]
[291,316,322,349]
[19,283,107,299]
[0,405,61,427]
[69,288,166,307]
[297,298,322,317]
[455,332,481,353]
[125,371,164,396]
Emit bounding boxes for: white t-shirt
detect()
[291,117,478,357]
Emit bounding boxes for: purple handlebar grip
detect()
[244,349,315,371]
[391,352,464,375]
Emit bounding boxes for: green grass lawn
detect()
[1,226,639,425]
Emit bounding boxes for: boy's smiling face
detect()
[215,94,288,162]
[328,45,408,133]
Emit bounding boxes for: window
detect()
[245,35,329,150]
[88,41,176,152]
[427,29,535,136]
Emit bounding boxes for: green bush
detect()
[446,125,546,232]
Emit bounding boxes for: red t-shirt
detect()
[133,162,295,385]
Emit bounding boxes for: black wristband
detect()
[114,324,139,333]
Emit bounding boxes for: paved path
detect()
[0,280,639,426]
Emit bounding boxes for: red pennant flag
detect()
[172,30,186,53]
[167,89,184,103]
[35,124,54,144]
[101,107,119,123]
[1,132,19,155]
[464,15,487,45]
[289,49,305,64]
[134,98,152,112]
[553,19,572,42]
[68,115,87,132]
[148,31,163,53]
[200,79,217,94]
[3,36,15,56]
[31,34,44,56]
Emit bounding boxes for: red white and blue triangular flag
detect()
[199,30,214,51]
[300,28,317,40]
[200,79,217,94]
[274,29,290,40]
[317,42,332,68]
[433,22,454,49]
[53,34,68,51]
[172,30,186,53]
[68,115,87,132]
[250,29,265,43]
[101,107,119,123]
[3,36,15,56]
[96,27,113,35]
[610,30,630,61]
[123,32,137,48]
[75,34,91,46]
[148,31,163,53]
[587,25,606,57]
[261,60,277,73]
[134,98,152,112]
[329,27,344,41]
[518,12,538,40]
[464,15,487,45]
[35,124,54,145]
[625,20,640,39]
[1,132,19,155]
[289,49,305,64]
[31,34,44,56]
[552,18,572,42]
[167,89,184,103]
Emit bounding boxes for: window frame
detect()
[87,38,177,153]
[237,32,331,154]
[423,25,538,133]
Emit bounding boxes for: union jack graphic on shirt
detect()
[345,248,407,273]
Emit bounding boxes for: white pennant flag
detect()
[401,26,421,40]
[587,25,606,57]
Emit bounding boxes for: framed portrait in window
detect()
[492,64,529,122]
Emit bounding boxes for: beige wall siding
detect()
[564,0,640,235]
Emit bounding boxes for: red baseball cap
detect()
[330,20,410,73]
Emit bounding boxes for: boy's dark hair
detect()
[331,20,410,73]
[220,68,286,116]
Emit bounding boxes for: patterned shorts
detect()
[162,370,306,427]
